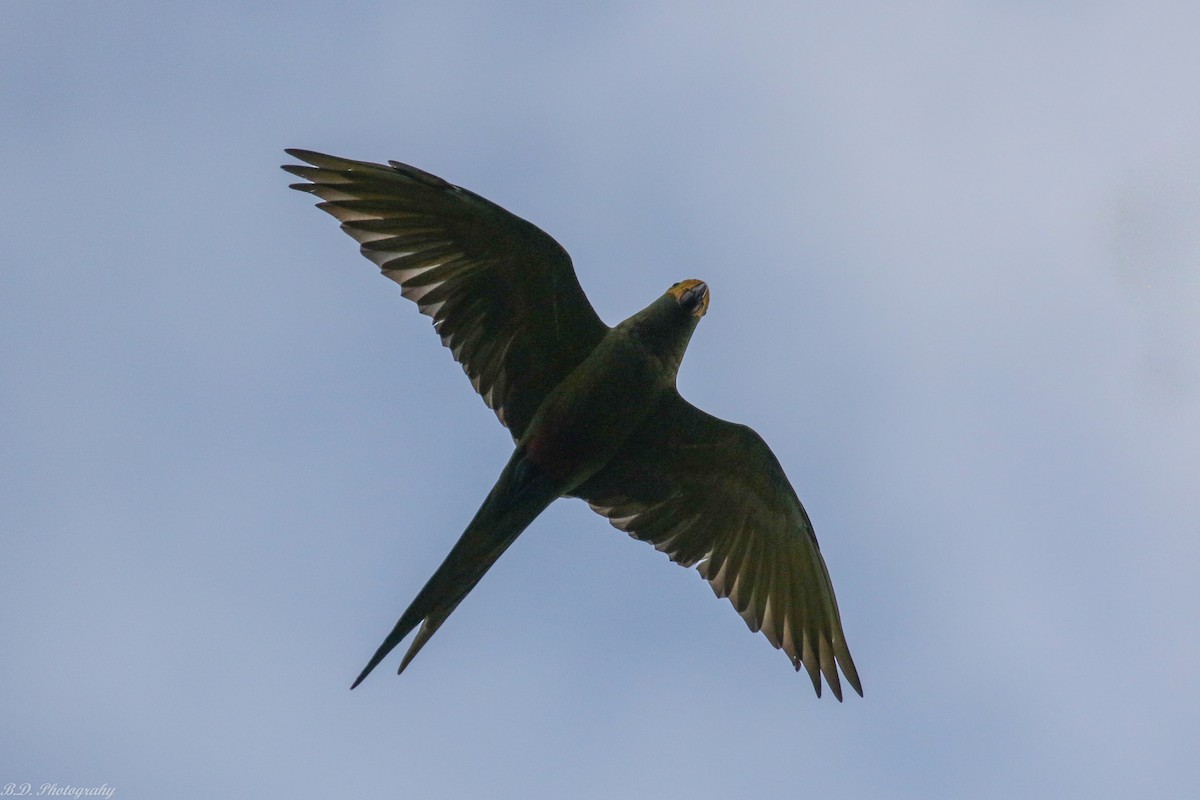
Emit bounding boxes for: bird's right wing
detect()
[573,393,861,699]
[283,150,609,440]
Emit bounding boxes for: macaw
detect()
[283,150,862,699]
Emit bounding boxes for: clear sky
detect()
[4,2,1198,797]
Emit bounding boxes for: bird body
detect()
[283,150,862,699]
[521,292,697,488]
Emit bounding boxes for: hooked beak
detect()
[670,279,709,318]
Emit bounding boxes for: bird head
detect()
[668,279,709,319]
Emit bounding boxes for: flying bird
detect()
[283,149,862,699]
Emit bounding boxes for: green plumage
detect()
[284,150,861,700]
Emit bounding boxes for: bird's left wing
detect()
[283,150,609,440]
[573,393,862,699]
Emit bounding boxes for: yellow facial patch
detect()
[667,279,710,318]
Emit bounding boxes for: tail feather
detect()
[396,603,460,676]
[351,454,558,689]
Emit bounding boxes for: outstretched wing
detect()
[573,393,862,699]
[283,149,609,440]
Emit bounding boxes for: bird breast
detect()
[519,332,666,491]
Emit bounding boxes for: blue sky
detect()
[4,2,1198,797]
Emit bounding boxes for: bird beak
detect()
[671,279,710,318]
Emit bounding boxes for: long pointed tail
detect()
[351,453,559,689]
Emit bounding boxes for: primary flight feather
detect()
[283,149,862,699]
